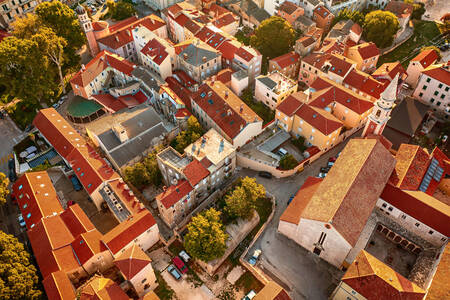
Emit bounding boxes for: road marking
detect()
[0,153,13,166]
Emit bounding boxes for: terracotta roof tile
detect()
[141,38,169,66]
[295,104,342,135]
[155,180,193,209]
[352,42,380,60]
[235,46,254,62]
[270,52,300,69]
[60,204,96,238]
[343,69,385,99]
[102,210,157,255]
[80,276,130,300]
[114,243,151,280]
[411,49,439,68]
[183,159,210,187]
[216,40,239,61]
[372,62,406,81]
[350,23,362,35]
[92,94,128,113]
[107,179,145,215]
[42,271,75,300]
[213,13,237,28]
[278,1,300,15]
[385,1,413,18]
[71,230,104,265]
[297,36,316,48]
[426,244,450,300]
[313,5,332,19]
[195,26,215,42]
[422,63,450,86]
[165,76,194,109]
[276,95,303,117]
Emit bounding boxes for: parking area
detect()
[161,269,215,300]
[278,140,305,162]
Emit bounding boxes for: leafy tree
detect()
[187,116,203,135]
[292,136,307,152]
[410,2,425,20]
[0,173,9,206]
[225,177,265,220]
[172,116,203,153]
[363,10,399,48]
[143,151,162,186]
[420,45,441,60]
[250,16,296,59]
[184,208,228,262]
[107,0,136,21]
[331,8,365,28]
[0,231,41,299]
[123,162,151,189]
[0,36,57,104]
[279,154,298,170]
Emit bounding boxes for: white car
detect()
[18,214,26,228]
[243,290,256,300]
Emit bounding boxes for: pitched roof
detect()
[270,52,300,69]
[280,177,323,225]
[194,26,215,42]
[276,95,303,117]
[60,204,96,238]
[13,171,64,230]
[216,40,239,60]
[351,42,380,60]
[411,49,439,68]
[155,180,193,209]
[381,184,450,236]
[183,159,210,187]
[342,250,425,299]
[42,271,75,300]
[102,210,157,255]
[70,50,136,87]
[385,1,413,18]
[313,5,332,19]
[213,13,237,28]
[141,38,169,66]
[297,36,316,48]
[350,23,362,35]
[92,94,128,113]
[278,1,300,15]
[426,244,450,300]
[295,104,343,135]
[385,97,428,136]
[71,229,104,265]
[114,243,151,280]
[372,62,406,81]
[178,40,220,66]
[254,281,292,300]
[165,76,194,109]
[421,63,450,86]
[235,46,254,62]
[80,276,130,300]
[300,139,396,246]
[343,69,385,99]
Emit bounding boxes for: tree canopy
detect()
[123,151,162,190]
[171,116,203,153]
[363,10,399,48]
[0,173,9,206]
[184,208,228,262]
[331,8,365,27]
[250,16,296,59]
[225,177,265,220]
[107,0,136,21]
[0,231,41,299]
[279,154,298,170]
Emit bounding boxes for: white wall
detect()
[114,223,160,257]
[233,121,263,148]
[129,263,158,296]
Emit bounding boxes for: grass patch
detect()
[378,21,441,67]
[154,271,175,300]
[235,271,264,294]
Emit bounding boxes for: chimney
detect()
[225,91,229,99]
[227,109,232,116]
[240,104,243,113]
[81,64,86,71]
[183,53,188,60]
[208,90,213,97]
[115,36,119,42]
[202,56,207,63]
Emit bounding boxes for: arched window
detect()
[376,109,381,118]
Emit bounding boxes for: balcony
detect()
[19,0,32,5]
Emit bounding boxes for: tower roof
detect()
[75,5,86,15]
[380,73,399,102]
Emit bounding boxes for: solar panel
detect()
[433,166,444,181]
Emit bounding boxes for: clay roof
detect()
[343,69,385,99]
[70,51,136,88]
[313,5,332,19]
[195,26,215,42]
[107,179,146,215]
[280,177,323,225]
[411,49,439,68]
[350,23,362,35]
[385,1,413,18]
[351,42,380,60]
[142,291,160,300]
[278,1,299,15]
[372,62,406,81]
[295,104,343,136]
[270,52,300,69]
[422,63,450,86]
[216,40,239,60]
[164,76,194,109]
[381,184,450,236]
[155,180,193,209]
[114,243,151,280]
[42,271,75,300]
[276,95,303,117]
[141,38,169,66]
[254,281,292,300]
[108,16,138,33]
[207,3,230,17]
[297,36,316,48]
[213,13,237,28]
[235,46,254,62]
[13,172,64,230]
[92,94,128,113]
[300,139,396,246]
[60,204,96,238]
[426,244,450,300]
[80,276,130,300]
[183,159,210,187]
[102,210,157,255]
[342,250,425,299]
[71,230,104,265]
[216,68,233,84]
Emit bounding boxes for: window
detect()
[141,278,147,283]
[423,85,427,90]
[401,215,406,219]
[419,92,423,97]
[442,237,447,242]
[430,98,435,103]
[429,230,434,235]
[27,213,31,219]
[388,207,393,212]
[437,101,441,106]
[445,87,449,92]
[88,183,92,188]
[80,172,84,177]
[438,83,443,88]
[18,184,23,190]
[434,91,439,96]
[441,94,445,99]
[426,78,431,83]
[382,203,387,208]
[415,222,420,227]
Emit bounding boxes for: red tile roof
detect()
[213,13,236,28]
[13,172,64,230]
[207,3,230,17]
[184,19,202,35]
[97,28,134,50]
[385,1,413,18]
[165,76,194,109]
[328,54,354,77]
[174,13,190,27]
[343,69,385,99]
[70,50,136,88]
[114,243,151,280]
[175,108,192,119]
[270,52,300,69]
[422,63,450,86]
[156,180,193,209]
[216,68,233,84]
[141,38,169,66]
[350,23,362,35]
[277,1,300,15]
[80,276,130,300]
[173,70,197,87]
[167,3,183,17]
[372,62,407,81]
[276,95,303,117]
[107,179,145,215]
[313,5,332,19]
[108,16,138,33]
[205,32,227,49]
[195,26,215,42]
[92,94,128,113]
[353,42,380,60]
[381,184,450,236]
[60,204,96,238]
[411,49,439,68]
[295,105,342,135]
[235,47,254,62]
[183,159,210,187]
[217,40,239,61]
[92,21,108,31]
[42,271,75,300]
[71,230,104,265]
[102,210,157,255]
[297,36,316,48]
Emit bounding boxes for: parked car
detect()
[243,290,256,300]
[167,265,182,280]
[328,156,337,163]
[258,171,272,179]
[327,161,334,167]
[8,158,15,170]
[248,249,261,266]
[318,172,327,178]
[179,250,191,263]
[8,169,17,182]
[287,194,295,205]
[18,214,26,228]
[52,102,60,109]
[67,200,75,206]
[173,256,188,274]
[320,167,331,173]
[277,147,288,156]
[70,175,82,191]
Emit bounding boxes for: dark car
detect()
[8,158,15,170]
[8,170,17,182]
[287,194,295,205]
[167,265,182,280]
[70,175,82,191]
[173,256,188,274]
[258,171,272,179]
[320,167,331,173]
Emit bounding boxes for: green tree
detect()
[187,116,203,135]
[0,173,9,206]
[420,45,441,60]
[107,0,136,21]
[172,116,203,153]
[331,8,365,28]
[363,10,399,48]
[184,208,228,262]
[123,162,151,189]
[0,231,41,299]
[410,2,425,20]
[279,154,298,170]
[250,16,296,59]
[143,151,162,186]
[225,177,265,220]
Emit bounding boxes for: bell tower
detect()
[362,73,399,137]
[76,5,99,57]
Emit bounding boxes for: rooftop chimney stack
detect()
[115,36,119,42]
[183,53,188,60]
[202,56,207,62]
